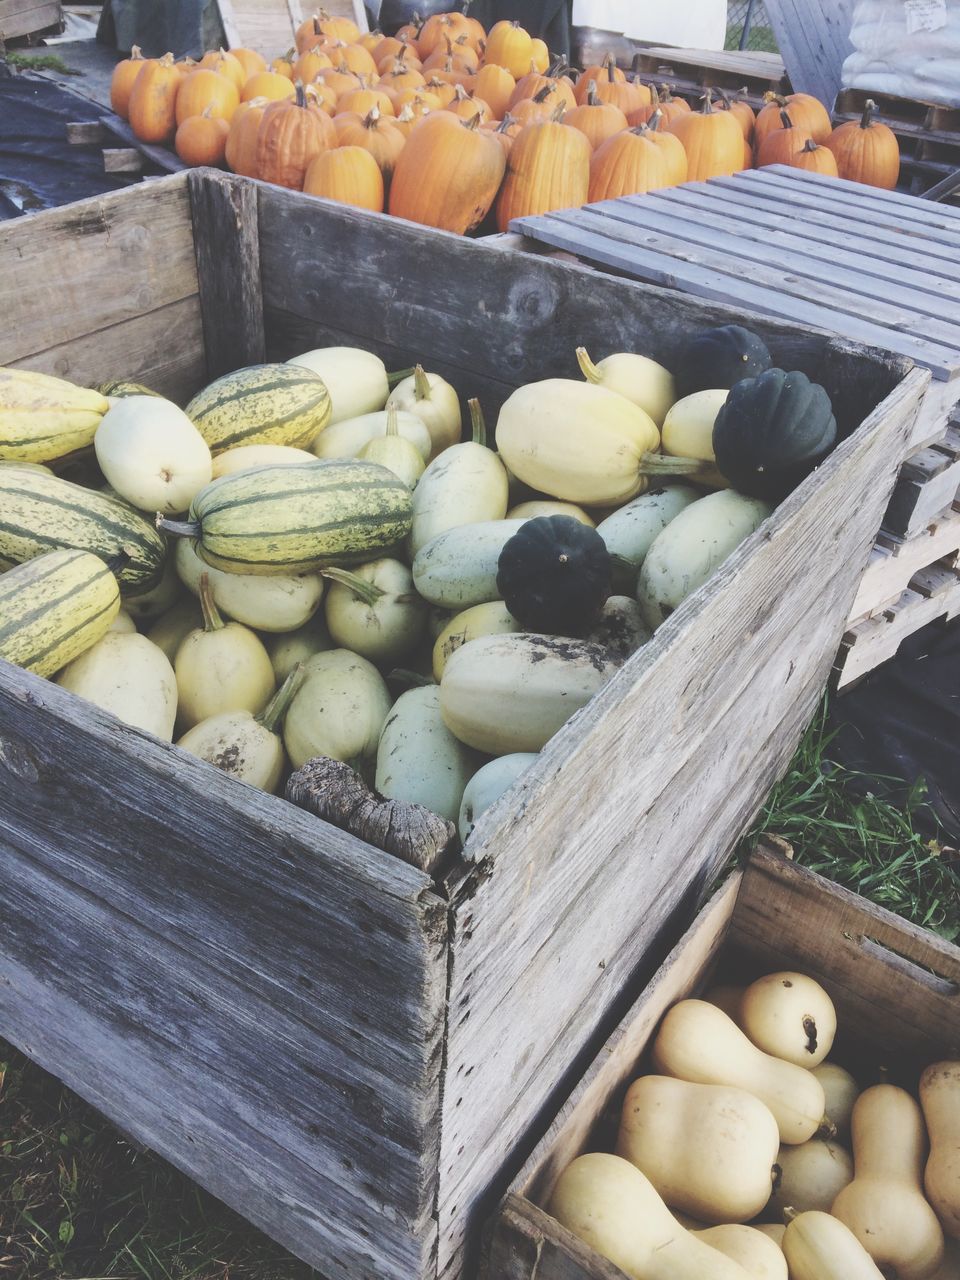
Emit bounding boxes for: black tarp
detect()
[0,69,130,219]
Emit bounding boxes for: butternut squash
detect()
[768,1138,853,1216]
[691,1225,787,1279]
[832,1084,945,1278]
[740,971,837,1068]
[650,1000,826,1144]
[782,1210,886,1279]
[548,1153,753,1279]
[616,1075,779,1223]
[813,1062,859,1142]
[920,1061,960,1240]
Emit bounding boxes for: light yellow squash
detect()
[507,499,595,525]
[920,1061,960,1240]
[740,971,837,1068]
[57,632,177,740]
[813,1062,859,1141]
[212,443,317,478]
[432,600,523,681]
[576,347,676,427]
[768,1139,853,1216]
[692,1224,787,1279]
[282,648,391,773]
[782,1210,886,1280]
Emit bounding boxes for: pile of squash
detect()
[0,325,838,850]
[549,975,960,1280]
[109,8,899,234]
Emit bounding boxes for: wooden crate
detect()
[0,0,61,40]
[481,843,960,1280]
[627,46,787,114]
[0,170,928,1280]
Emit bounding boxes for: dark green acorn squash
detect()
[712,367,837,501]
[497,515,612,636]
[676,325,772,398]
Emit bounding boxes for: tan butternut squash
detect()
[768,1139,853,1216]
[782,1210,886,1279]
[920,1061,960,1240]
[692,1225,787,1279]
[740,971,837,1068]
[813,1062,859,1142]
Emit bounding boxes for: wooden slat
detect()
[765,164,960,223]
[188,170,266,379]
[99,115,185,175]
[0,0,60,38]
[850,509,960,620]
[509,209,960,378]
[436,365,928,1276]
[837,573,960,687]
[763,0,855,108]
[885,427,960,536]
[0,175,197,371]
[482,1197,626,1280]
[0,668,446,1279]
[635,45,786,83]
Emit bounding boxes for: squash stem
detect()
[640,452,710,477]
[388,667,435,688]
[860,99,876,129]
[413,363,431,401]
[198,573,225,632]
[387,365,415,386]
[156,515,201,538]
[385,402,399,436]
[575,346,603,385]
[321,566,385,607]
[467,397,488,447]
[257,663,307,733]
[585,79,599,108]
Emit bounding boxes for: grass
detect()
[2,53,80,75]
[743,699,960,942]
[1,698,956,1276]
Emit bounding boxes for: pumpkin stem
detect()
[198,573,225,633]
[801,138,819,153]
[385,403,400,436]
[130,44,143,59]
[639,452,710,477]
[644,108,664,134]
[387,667,435,689]
[576,347,603,385]
[532,82,553,103]
[461,110,482,130]
[779,109,793,129]
[700,88,716,115]
[548,101,566,123]
[156,515,201,539]
[413,364,432,401]
[860,98,877,129]
[586,79,599,107]
[496,112,515,134]
[763,90,788,107]
[294,79,307,108]
[468,397,488,447]
[257,663,307,734]
[782,1206,799,1224]
[364,103,381,128]
[604,53,616,83]
[321,567,386,608]
[387,365,415,386]
[649,84,660,108]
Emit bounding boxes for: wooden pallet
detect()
[66,115,185,176]
[885,420,960,537]
[849,505,960,622]
[834,88,960,201]
[629,45,788,100]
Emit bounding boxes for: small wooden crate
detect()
[481,844,960,1280]
[0,170,927,1280]
[0,0,61,40]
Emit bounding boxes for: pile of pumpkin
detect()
[549,975,960,1279]
[0,325,838,851]
[109,8,900,236]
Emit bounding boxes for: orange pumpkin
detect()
[423,49,475,83]
[304,144,384,210]
[530,38,549,73]
[379,47,423,78]
[756,108,812,167]
[419,11,477,57]
[225,96,269,176]
[296,12,360,54]
[496,111,591,230]
[337,86,396,117]
[565,81,628,151]
[379,58,426,97]
[270,49,296,80]
[666,90,744,181]
[395,19,423,50]
[327,41,379,78]
[755,91,831,148]
[511,81,568,128]
[787,137,839,176]
[374,35,407,65]
[255,84,336,188]
[468,62,515,119]
[575,60,625,103]
[392,103,420,137]
[509,64,576,113]
[645,110,688,184]
[742,134,753,169]
[359,30,384,53]
[484,20,535,79]
[593,58,648,114]
[175,109,230,166]
[333,105,407,181]
[229,47,267,79]
[175,68,240,125]
[389,111,505,233]
[715,87,755,141]
[422,76,458,108]
[392,88,441,117]
[315,65,364,101]
[110,45,146,120]
[197,49,245,89]
[588,124,672,201]
[826,98,900,189]
[294,48,333,84]
[242,71,296,103]
[627,83,689,128]
[482,113,521,158]
[128,52,181,144]
[445,83,491,123]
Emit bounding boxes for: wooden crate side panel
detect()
[255,185,865,425]
[0,668,446,1279]
[482,1197,626,1280]
[436,368,929,1276]
[0,177,205,402]
[762,0,855,109]
[730,853,960,1061]
[0,0,60,38]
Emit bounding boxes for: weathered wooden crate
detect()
[481,843,960,1280]
[0,170,928,1280]
[0,0,61,40]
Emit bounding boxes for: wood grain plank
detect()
[7,296,206,404]
[763,0,855,108]
[509,212,960,378]
[837,575,960,687]
[0,176,197,367]
[586,194,960,311]
[0,0,60,38]
[99,114,185,175]
[850,509,960,619]
[761,164,960,224]
[481,1197,626,1280]
[435,366,929,1276]
[189,171,265,379]
[527,205,960,357]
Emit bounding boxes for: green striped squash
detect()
[0,366,110,464]
[185,364,332,456]
[162,460,413,575]
[0,548,121,677]
[0,464,166,594]
[97,379,162,398]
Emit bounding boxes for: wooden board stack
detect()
[505,165,960,688]
[628,45,788,116]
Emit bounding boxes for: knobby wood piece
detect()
[849,509,960,619]
[763,0,855,109]
[188,171,265,379]
[435,367,928,1276]
[0,667,447,1279]
[481,1196,626,1280]
[884,432,960,536]
[103,147,145,174]
[66,120,107,145]
[0,175,198,373]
